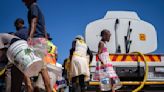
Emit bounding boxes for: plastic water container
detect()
[100,69,111,91]
[56,77,67,90]
[7,40,43,77]
[112,77,122,90]
[35,64,57,90]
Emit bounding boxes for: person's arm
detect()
[70,40,76,61]
[28,4,39,41]
[72,40,76,50]
[98,41,104,65]
[87,47,93,64]
[28,17,38,41]
[23,74,33,92]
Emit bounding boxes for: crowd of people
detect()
[0,0,121,92]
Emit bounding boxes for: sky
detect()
[0,0,164,64]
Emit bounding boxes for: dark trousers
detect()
[72,75,85,92]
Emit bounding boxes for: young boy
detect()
[0,33,41,92]
[14,18,28,40]
[22,0,51,91]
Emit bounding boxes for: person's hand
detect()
[27,37,32,45]
[100,61,104,66]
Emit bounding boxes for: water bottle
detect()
[112,77,122,90]
[100,68,111,91]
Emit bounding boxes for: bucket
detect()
[35,64,58,90]
[7,40,43,77]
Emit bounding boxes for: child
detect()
[14,18,28,40]
[70,35,93,92]
[0,33,45,92]
[97,29,121,92]
[22,0,51,91]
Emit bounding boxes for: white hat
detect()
[75,35,84,40]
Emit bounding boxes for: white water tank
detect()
[85,11,157,54]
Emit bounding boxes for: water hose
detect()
[132,52,149,92]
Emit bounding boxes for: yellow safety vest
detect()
[74,39,87,57]
[44,41,57,64]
